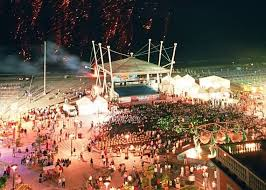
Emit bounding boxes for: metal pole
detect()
[18,113,21,142]
[71,138,73,156]
[107,46,114,98]
[157,73,160,84]
[12,172,15,190]
[170,43,177,76]
[75,121,77,139]
[12,126,16,149]
[99,43,106,93]
[158,41,163,66]
[29,75,33,96]
[92,41,101,86]
[170,61,175,77]
[43,41,46,95]
[148,39,151,63]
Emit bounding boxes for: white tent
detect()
[196,93,210,101]
[159,75,175,94]
[93,96,109,113]
[199,75,230,89]
[182,74,195,84]
[161,75,175,85]
[173,75,182,81]
[187,83,201,97]
[173,74,196,96]
[76,96,94,115]
[159,83,174,94]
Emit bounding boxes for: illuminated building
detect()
[212,140,266,190]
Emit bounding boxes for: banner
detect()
[114,74,138,82]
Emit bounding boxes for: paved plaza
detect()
[0,112,218,190]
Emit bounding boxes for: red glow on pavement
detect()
[85,72,95,78]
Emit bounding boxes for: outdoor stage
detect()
[114,84,160,103]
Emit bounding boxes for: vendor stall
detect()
[199,75,230,89]
[76,96,94,115]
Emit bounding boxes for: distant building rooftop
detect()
[221,140,266,182]
[213,140,266,190]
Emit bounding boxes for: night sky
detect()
[0,0,266,71]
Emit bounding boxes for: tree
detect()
[242,129,247,142]
[225,133,231,143]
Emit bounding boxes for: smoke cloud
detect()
[46,41,81,72]
[0,41,83,74]
[0,54,38,74]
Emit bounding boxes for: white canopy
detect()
[182,74,195,84]
[196,92,210,101]
[159,83,174,95]
[62,103,76,112]
[76,96,94,115]
[199,75,230,89]
[76,96,92,106]
[173,74,196,96]
[159,75,175,94]
[161,75,175,85]
[93,96,109,113]
[173,75,182,81]
[187,83,201,97]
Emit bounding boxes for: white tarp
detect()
[199,75,230,89]
[93,96,109,113]
[76,96,94,115]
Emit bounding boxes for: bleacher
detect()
[0,82,24,98]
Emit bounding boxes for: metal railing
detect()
[216,146,266,190]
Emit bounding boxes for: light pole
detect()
[12,125,16,146]
[74,118,78,139]
[125,134,129,159]
[11,164,18,190]
[43,41,47,95]
[70,134,75,156]
[17,108,23,146]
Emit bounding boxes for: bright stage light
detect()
[185,147,202,159]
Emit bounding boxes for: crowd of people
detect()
[0,89,265,189]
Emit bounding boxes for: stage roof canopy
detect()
[102,57,170,75]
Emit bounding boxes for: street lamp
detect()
[70,134,75,156]
[11,164,18,190]
[125,134,130,160]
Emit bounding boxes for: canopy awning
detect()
[101,57,170,75]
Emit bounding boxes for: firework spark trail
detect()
[31,0,42,25]
[101,0,135,51]
[14,1,33,60]
[12,0,161,60]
